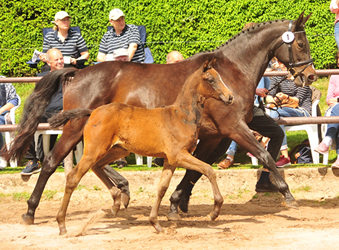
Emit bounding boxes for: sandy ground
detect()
[0,167,339,250]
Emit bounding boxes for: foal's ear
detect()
[202,58,216,72]
[203,60,210,72]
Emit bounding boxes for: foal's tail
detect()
[2,68,79,163]
[48,109,93,128]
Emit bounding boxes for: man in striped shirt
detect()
[40,11,89,71]
[97,8,145,63]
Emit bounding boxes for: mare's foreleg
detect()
[22,127,83,225]
[168,138,231,217]
[233,124,296,208]
[169,152,224,221]
[150,160,176,232]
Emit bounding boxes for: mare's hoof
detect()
[207,212,218,221]
[166,212,181,221]
[283,199,299,209]
[22,214,34,225]
[121,192,130,208]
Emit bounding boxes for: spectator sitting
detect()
[0,76,19,170]
[39,11,89,72]
[166,51,184,64]
[21,48,64,175]
[97,8,145,63]
[266,60,312,168]
[314,50,339,168]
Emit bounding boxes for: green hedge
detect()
[0,0,336,76]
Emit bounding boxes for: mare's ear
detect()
[296,12,311,28]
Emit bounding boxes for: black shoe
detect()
[21,160,41,176]
[115,158,127,169]
[153,158,164,167]
[255,181,279,193]
[178,188,192,213]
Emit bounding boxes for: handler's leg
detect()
[247,106,284,192]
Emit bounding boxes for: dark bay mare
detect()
[4,13,317,225]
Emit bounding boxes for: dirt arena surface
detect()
[0,167,339,250]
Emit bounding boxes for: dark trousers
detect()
[247,106,284,164]
[25,111,60,162]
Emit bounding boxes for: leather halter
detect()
[277,20,314,82]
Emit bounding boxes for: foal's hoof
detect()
[111,206,120,216]
[22,214,34,225]
[282,199,299,209]
[166,212,181,221]
[121,192,130,208]
[207,212,218,221]
[59,228,67,236]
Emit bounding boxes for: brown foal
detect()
[49,60,234,234]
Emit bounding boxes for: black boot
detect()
[255,171,279,193]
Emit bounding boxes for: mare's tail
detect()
[2,68,79,163]
[48,109,93,128]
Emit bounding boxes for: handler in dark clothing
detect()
[21,48,64,175]
[176,93,285,213]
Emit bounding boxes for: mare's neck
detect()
[218,20,289,87]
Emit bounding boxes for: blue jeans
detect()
[269,107,310,148]
[0,115,5,152]
[255,77,271,105]
[226,140,238,156]
[335,22,339,50]
[325,104,339,154]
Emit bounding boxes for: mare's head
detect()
[198,59,234,105]
[274,12,317,86]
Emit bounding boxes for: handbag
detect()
[268,92,299,109]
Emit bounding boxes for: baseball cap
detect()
[109,8,125,21]
[52,11,71,23]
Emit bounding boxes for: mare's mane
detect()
[195,19,288,56]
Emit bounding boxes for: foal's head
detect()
[199,59,234,105]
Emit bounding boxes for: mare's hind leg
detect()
[149,160,176,232]
[91,147,131,215]
[168,151,223,221]
[22,121,85,225]
[103,165,130,208]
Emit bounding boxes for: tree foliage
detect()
[0,0,335,76]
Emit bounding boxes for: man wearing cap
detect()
[39,11,89,72]
[97,8,145,63]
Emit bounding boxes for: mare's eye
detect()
[297,43,304,49]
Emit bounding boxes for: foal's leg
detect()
[168,138,228,218]
[56,156,94,235]
[169,152,224,221]
[56,140,117,235]
[149,160,176,232]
